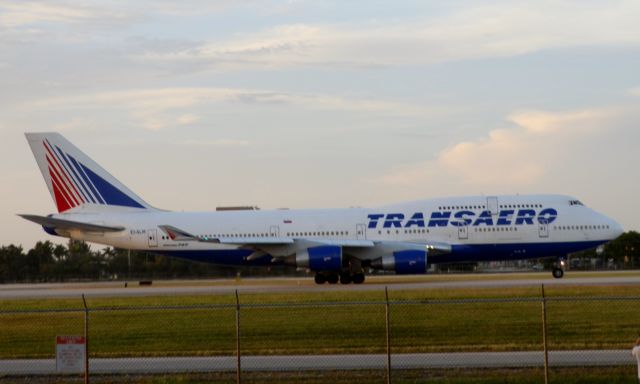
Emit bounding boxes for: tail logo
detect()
[43,139,144,212]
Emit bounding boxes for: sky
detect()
[1,0,639,249]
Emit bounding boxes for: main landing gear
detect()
[314,273,338,285]
[552,257,566,279]
[314,272,365,285]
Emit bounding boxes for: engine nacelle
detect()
[292,245,342,271]
[42,225,60,236]
[371,250,428,274]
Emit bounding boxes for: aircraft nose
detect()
[611,219,624,238]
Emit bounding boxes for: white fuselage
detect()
[53,194,622,267]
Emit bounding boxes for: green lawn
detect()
[1,368,637,384]
[1,285,639,358]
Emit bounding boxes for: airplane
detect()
[20,132,624,284]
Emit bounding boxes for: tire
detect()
[552,268,564,279]
[326,273,339,284]
[340,272,352,285]
[351,273,365,284]
[314,273,326,285]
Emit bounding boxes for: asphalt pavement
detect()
[0,350,633,375]
[2,272,640,299]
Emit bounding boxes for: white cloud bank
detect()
[25,87,429,130]
[139,0,640,68]
[0,1,128,28]
[378,105,639,197]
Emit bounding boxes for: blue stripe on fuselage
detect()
[430,240,606,263]
[146,240,606,267]
[150,249,274,266]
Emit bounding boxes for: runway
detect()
[0,350,633,375]
[1,271,640,299]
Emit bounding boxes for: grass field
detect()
[1,283,640,359]
[1,367,638,384]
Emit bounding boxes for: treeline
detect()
[562,230,640,269]
[0,240,299,283]
[0,232,638,283]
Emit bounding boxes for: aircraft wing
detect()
[158,225,451,261]
[159,225,295,244]
[159,225,374,247]
[19,214,125,232]
[307,239,375,247]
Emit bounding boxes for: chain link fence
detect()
[1,286,639,383]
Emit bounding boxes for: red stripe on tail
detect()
[46,155,78,208]
[43,141,84,204]
[50,168,73,212]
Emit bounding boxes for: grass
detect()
[1,284,640,358]
[0,367,638,384]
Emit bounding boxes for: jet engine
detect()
[285,245,343,271]
[371,250,428,274]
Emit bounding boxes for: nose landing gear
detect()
[552,268,564,279]
[552,257,566,279]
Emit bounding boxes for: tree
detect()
[25,241,56,281]
[603,231,640,268]
[0,245,25,282]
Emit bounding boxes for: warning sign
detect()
[55,335,85,373]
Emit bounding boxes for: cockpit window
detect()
[569,200,584,206]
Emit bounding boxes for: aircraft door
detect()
[458,226,468,240]
[148,229,158,247]
[270,225,280,237]
[356,224,366,240]
[487,196,499,215]
[538,219,549,238]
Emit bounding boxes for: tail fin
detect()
[25,132,154,213]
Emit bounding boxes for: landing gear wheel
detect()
[340,272,352,285]
[314,273,326,285]
[326,273,339,284]
[552,268,564,279]
[351,272,365,284]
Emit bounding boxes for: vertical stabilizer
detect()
[25,132,154,213]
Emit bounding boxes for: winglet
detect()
[18,214,125,232]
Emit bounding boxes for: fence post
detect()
[541,284,549,384]
[235,289,241,384]
[81,294,89,384]
[385,286,391,384]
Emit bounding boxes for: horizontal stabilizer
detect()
[18,214,125,232]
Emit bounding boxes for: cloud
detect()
[182,139,251,148]
[25,87,427,130]
[176,113,199,125]
[378,106,634,195]
[0,1,133,45]
[0,2,126,28]
[139,1,640,68]
[51,116,100,132]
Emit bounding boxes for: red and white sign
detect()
[55,335,86,373]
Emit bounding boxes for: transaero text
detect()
[367,208,558,229]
